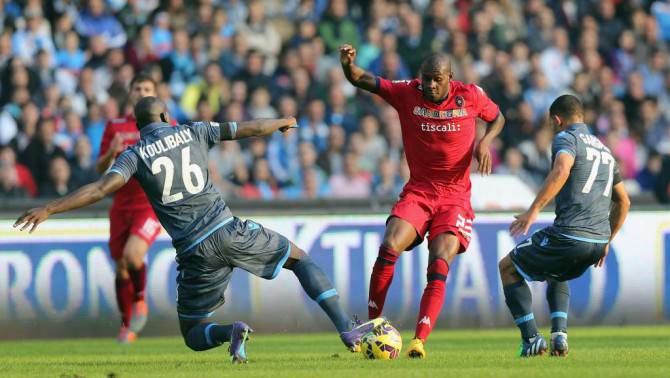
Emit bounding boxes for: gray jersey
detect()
[550,123,622,241]
[110,121,237,252]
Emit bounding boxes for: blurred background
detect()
[0,0,669,338]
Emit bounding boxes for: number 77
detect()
[582,147,614,196]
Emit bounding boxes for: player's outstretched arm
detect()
[597,182,631,267]
[13,173,126,233]
[339,44,377,92]
[475,113,505,175]
[230,117,298,140]
[510,152,575,236]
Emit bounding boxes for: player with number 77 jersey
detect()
[499,94,630,357]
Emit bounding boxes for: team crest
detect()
[455,95,464,107]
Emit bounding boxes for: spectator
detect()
[0,159,29,199]
[397,12,433,76]
[248,87,277,119]
[11,8,55,65]
[523,71,559,122]
[69,135,99,188]
[319,0,360,54]
[19,117,67,189]
[495,147,538,190]
[539,28,582,91]
[358,115,388,173]
[56,31,86,73]
[325,86,356,134]
[519,126,553,188]
[54,110,84,156]
[0,144,36,197]
[151,12,173,59]
[299,99,329,152]
[75,0,127,48]
[373,157,402,198]
[180,61,230,118]
[39,156,73,197]
[329,153,372,198]
[250,158,279,200]
[283,168,331,200]
[237,0,281,73]
[159,28,195,98]
[317,124,346,176]
[638,150,661,193]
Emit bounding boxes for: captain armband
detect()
[220,121,238,140]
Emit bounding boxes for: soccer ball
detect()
[361,320,402,360]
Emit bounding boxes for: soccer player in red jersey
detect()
[96,74,162,343]
[340,44,505,358]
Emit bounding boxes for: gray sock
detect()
[292,255,351,333]
[503,281,539,340]
[547,280,569,333]
[184,323,234,351]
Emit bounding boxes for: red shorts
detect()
[390,188,474,252]
[109,207,161,260]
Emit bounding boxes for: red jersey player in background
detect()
[340,44,505,358]
[96,74,162,343]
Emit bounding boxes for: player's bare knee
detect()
[283,243,307,270]
[115,259,129,277]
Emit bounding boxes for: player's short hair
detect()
[130,73,157,89]
[420,53,451,73]
[134,96,167,128]
[549,94,583,119]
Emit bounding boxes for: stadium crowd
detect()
[1,0,670,203]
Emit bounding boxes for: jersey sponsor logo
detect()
[420,122,461,132]
[139,129,194,159]
[413,106,468,119]
[418,316,431,327]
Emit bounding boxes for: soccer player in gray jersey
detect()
[13,97,382,363]
[498,95,630,357]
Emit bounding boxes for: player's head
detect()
[128,73,158,108]
[549,94,584,132]
[420,53,452,103]
[134,96,171,129]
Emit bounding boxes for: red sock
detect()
[368,245,399,319]
[128,264,147,302]
[115,277,134,327]
[414,259,450,341]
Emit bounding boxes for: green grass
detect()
[0,326,668,377]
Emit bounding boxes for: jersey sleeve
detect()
[613,162,623,185]
[472,84,500,122]
[109,149,139,182]
[99,121,114,156]
[374,77,413,109]
[552,131,578,158]
[189,121,238,147]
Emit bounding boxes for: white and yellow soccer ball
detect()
[361,320,402,360]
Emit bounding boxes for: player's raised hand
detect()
[339,44,357,65]
[13,207,49,233]
[509,210,537,237]
[475,142,492,175]
[595,243,609,268]
[111,133,125,154]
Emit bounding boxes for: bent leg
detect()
[414,232,460,342]
[284,243,351,333]
[499,254,538,340]
[369,216,418,318]
[179,317,235,351]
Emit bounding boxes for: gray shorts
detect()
[175,217,290,319]
[510,228,606,282]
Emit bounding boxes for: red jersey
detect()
[375,78,500,203]
[99,115,152,211]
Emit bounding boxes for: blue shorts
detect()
[510,228,606,282]
[175,217,290,319]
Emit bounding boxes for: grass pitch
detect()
[0,326,668,377]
